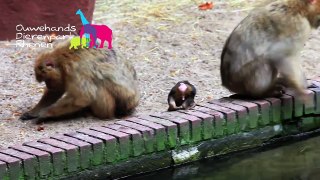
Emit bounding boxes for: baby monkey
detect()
[220,0,320,99]
[167,81,196,111]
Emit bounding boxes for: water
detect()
[130,136,320,180]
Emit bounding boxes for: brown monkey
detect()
[220,0,320,99]
[20,39,139,123]
[167,81,196,111]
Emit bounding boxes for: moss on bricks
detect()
[66,133,105,166]
[181,110,214,140]
[194,106,226,138]
[212,99,248,132]
[152,112,191,145]
[224,98,260,130]
[166,111,202,143]
[0,161,8,180]
[126,117,167,151]
[115,120,156,153]
[104,124,145,157]
[300,117,316,131]
[138,115,178,149]
[201,103,237,135]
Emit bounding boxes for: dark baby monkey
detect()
[220,0,320,99]
[167,81,196,111]
[20,39,140,123]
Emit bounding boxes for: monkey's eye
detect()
[38,66,44,71]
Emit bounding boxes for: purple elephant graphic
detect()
[76,9,113,49]
[79,24,113,49]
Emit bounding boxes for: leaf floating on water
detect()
[199,2,214,10]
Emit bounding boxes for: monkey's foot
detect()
[271,84,286,97]
[20,112,38,121]
[168,106,178,112]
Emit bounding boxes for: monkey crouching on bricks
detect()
[167,81,197,111]
[20,39,140,123]
[220,0,320,100]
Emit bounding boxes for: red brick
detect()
[201,103,237,135]
[104,124,144,156]
[38,138,79,172]
[264,98,281,123]
[309,87,320,114]
[76,129,117,163]
[126,117,167,151]
[180,110,214,140]
[169,111,203,142]
[151,112,190,145]
[51,135,91,169]
[24,141,65,175]
[211,99,248,132]
[0,153,22,179]
[0,149,36,179]
[90,126,130,159]
[10,145,51,177]
[279,94,293,120]
[303,90,316,115]
[116,120,155,153]
[247,100,271,126]
[137,115,178,148]
[224,97,259,129]
[194,106,226,137]
[285,90,303,117]
[66,132,104,165]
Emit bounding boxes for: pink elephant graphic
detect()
[79,24,113,49]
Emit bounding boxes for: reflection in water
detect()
[131,136,320,180]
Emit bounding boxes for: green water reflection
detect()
[131,136,320,180]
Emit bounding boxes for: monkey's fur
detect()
[20,40,139,123]
[221,0,320,99]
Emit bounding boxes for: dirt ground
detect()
[1,0,320,148]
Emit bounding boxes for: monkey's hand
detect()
[20,111,39,121]
[182,98,196,110]
[168,106,178,111]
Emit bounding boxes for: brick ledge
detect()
[1,78,320,179]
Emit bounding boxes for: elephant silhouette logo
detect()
[70,9,113,49]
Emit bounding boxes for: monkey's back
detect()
[44,39,139,100]
[220,0,311,89]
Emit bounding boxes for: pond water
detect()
[130,136,320,180]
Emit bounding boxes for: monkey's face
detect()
[35,59,63,89]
